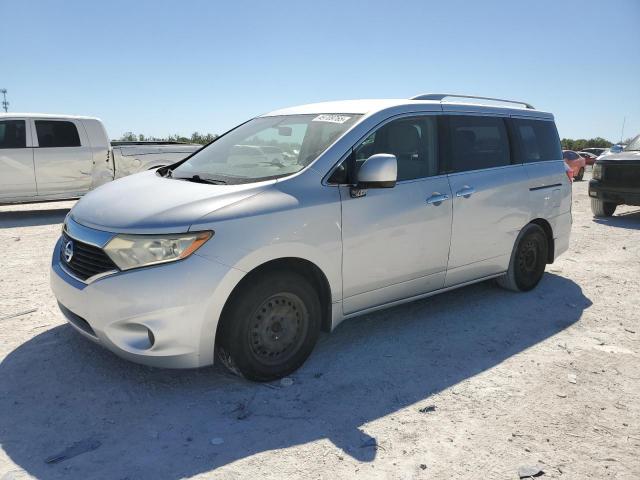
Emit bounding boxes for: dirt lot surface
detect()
[0,174,639,480]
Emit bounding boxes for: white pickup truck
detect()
[0,113,200,204]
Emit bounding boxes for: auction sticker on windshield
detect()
[312,114,352,124]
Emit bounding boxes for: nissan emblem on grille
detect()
[63,240,74,263]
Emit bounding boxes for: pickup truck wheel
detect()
[496,224,548,292]
[217,272,320,382]
[591,198,616,217]
[576,168,584,181]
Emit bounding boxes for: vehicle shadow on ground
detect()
[593,210,640,230]
[0,208,70,228]
[0,274,590,479]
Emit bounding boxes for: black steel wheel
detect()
[217,271,320,381]
[497,224,548,292]
[248,292,308,366]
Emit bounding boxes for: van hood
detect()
[70,171,274,233]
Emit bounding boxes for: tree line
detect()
[117,132,630,151]
[560,136,637,151]
[117,132,218,145]
[560,137,613,151]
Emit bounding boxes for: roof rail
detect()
[410,93,535,110]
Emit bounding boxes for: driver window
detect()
[335,116,437,183]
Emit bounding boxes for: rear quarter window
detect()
[512,119,561,163]
[35,120,81,147]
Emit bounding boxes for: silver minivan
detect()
[50,94,572,381]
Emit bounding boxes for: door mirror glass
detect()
[356,153,397,188]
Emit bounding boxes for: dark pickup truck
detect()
[589,133,640,217]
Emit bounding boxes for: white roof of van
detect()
[0,112,101,120]
[264,99,406,116]
[263,95,549,117]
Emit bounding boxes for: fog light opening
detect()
[147,328,156,349]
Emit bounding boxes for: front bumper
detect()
[589,180,640,206]
[51,237,244,368]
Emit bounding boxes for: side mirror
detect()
[356,153,397,189]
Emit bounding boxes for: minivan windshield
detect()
[171,114,361,184]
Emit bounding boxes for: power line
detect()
[0,89,8,113]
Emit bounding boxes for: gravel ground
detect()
[0,173,639,480]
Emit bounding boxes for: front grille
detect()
[60,233,118,281]
[604,165,640,188]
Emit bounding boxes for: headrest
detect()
[457,129,476,152]
[387,123,420,154]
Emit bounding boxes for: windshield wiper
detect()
[174,174,227,185]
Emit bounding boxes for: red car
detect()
[563,150,586,181]
[577,151,598,166]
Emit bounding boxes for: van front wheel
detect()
[217,272,321,382]
[496,224,548,292]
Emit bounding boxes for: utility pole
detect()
[0,89,8,113]
[620,116,626,144]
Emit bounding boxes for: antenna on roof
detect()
[411,93,534,110]
[0,89,8,113]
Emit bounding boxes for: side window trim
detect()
[324,112,442,185]
[505,118,522,165]
[437,115,453,174]
[28,119,39,147]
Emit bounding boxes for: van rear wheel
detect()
[497,224,548,292]
[217,272,320,382]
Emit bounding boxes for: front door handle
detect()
[426,193,450,205]
[455,186,476,198]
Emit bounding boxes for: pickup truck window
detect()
[172,114,361,184]
[35,120,81,148]
[0,120,26,149]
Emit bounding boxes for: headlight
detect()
[593,163,603,180]
[104,231,213,271]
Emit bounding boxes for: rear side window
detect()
[35,120,81,147]
[448,115,510,172]
[512,119,561,163]
[0,120,26,148]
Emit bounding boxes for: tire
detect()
[576,168,584,181]
[217,271,321,381]
[591,198,616,217]
[496,224,549,292]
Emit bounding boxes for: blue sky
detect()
[2,0,639,141]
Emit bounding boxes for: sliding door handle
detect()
[455,186,476,198]
[426,193,450,205]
